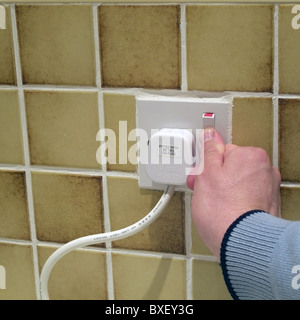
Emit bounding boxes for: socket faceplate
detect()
[136,96,231,191]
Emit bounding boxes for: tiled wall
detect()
[0,2,300,300]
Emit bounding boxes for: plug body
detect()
[145,128,195,185]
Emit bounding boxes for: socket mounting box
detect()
[136,95,231,191]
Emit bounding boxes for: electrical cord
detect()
[40,185,175,300]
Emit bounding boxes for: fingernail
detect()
[204,128,215,143]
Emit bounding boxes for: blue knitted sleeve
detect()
[220,210,300,300]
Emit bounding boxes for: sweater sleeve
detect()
[220,210,300,300]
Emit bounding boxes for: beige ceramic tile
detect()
[193,260,232,300]
[191,222,213,256]
[103,93,137,172]
[107,177,185,254]
[0,170,30,240]
[232,97,273,161]
[279,5,300,94]
[16,5,95,86]
[0,243,36,300]
[38,246,107,300]
[112,253,186,300]
[25,91,100,169]
[186,5,273,92]
[281,186,300,221]
[0,6,16,85]
[0,90,24,164]
[32,172,104,243]
[99,5,181,89]
[279,99,300,181]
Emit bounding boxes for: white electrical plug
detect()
[145,128,195,185]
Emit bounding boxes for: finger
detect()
[186,166,197,190]
[187,128,225,190]
[273,166,282,186]
[225,143,239,153]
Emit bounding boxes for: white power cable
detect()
[40,185,175,300]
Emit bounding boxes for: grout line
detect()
[0,164,26,171]
[93,3,102,90]
[10,4,41,300]
[1,162,297,188]
[0,233,226,262]
[93,3,109,237]
[273,5,279,96]
[106,248,189,260]
[2,83,300,100]
[10,6,22,88]
[6,2,178,6]
[21,85,98,92]
[29,166,104,175]
[11,2,291,7]
[101,174,115,300]
[19,238,190,260]
[0,85,19,90]
[0,238,33,246]
[0,163,136,178]
[0,164,104,175]
[192,254,218,262]
[92,3,114,300]
[105,250,114,300]
[186,258,193,300]
[0,163,138,179]
[272,97,279,169]
[280,182,300,188]
[272,5,279,169]
[106,171,138,179]
[180,4,187,92]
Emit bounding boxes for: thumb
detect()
[203,128,225,169]
[187,128,225,190]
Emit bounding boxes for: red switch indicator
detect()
[202,112,215,128]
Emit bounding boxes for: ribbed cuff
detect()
[220,210,290,300]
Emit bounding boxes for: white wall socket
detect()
[136,95,232,191]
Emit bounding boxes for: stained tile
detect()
[16,5,95,86]
[0,243,36,300]
[38,246,107,300]
[112,253,186,300]
[0,90,24,164]
[186,5,273,92]
[107,177,185,254]
[280,186,300,221]
[25,91,100,169]
[279,5,300,94]
[0,170,30,240]
[232,97,273,161]
[279,99,300,181]
[0,6,16,85]
[99,5,181,89]
[192,260,232,300]
[32,172,104,243]
[103,93,137,172]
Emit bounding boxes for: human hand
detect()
[187,128,281,260]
